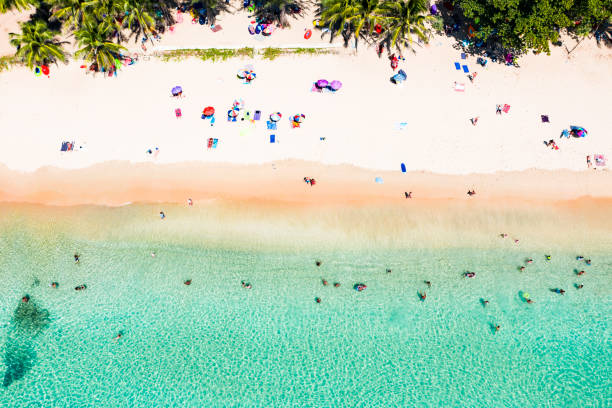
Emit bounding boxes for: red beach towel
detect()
[502,104,511,113]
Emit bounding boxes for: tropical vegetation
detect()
[1,0,609,71]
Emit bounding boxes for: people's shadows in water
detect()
[3,295,50,387]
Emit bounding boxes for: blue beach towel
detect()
[270,134,275,143]
[454,62,461,70]
[401,163,406,173]
[462,65,469,73]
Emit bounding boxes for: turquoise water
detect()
[0,204,610,407]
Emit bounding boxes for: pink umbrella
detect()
[330,80,342,91]
[316,79,328,88]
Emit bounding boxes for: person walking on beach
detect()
[74,254,80,263]
[405,192,412,199]
[187,198,193,206]
[496,105,502,115]
[467,189,476,196]
[159,211,165,220]
[470,117,479,126]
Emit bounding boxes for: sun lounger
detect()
[267,121,277,130]
[454,62,461,70]
[270,134,275,143]
[502,104,510,113]
[462,65,469,73]
[254,110,261,120]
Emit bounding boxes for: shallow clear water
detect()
[0,204,610,407]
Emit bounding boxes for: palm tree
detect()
[319,0,359,41]
[380,0,431,52]
[49,0,93,29]
[346,0,382,47]
[75,20,126,70]
[0,0,37,13]
[9,20,67,68]
[123,0,156,41]
[191,0,230,25]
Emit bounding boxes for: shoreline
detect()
[0,160,610,207]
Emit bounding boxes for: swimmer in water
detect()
[74,254,80,263]
[113,331,123,341]
[75,284,87,291]
[184,279,192,285]
[576,256,584,261]
[585,259,591,265]
[386,269,392,274]
[519,266,526,272]
[321,279,328,286]
[241,280,252,289]
[315,260,322,267]
[151,252,156,258]
[464,271,476,278]
[551,288,565,295]
[333,282,340,288]
[526,259,533,264]
[418,292,426,301]
[315,297,321,303]
[425,280,431,288]
[21,295,30,303]
[500,233,508,238]
[495,325,500,333]
[481,299,489,307]
[50,282,59,289]
[576,270,585,276]
[526,299,534,304]
[575,284,584,289]
[514,239,519,244]
[545,255,551,261]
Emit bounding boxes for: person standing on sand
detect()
[496,105,502,115]
[187,198,193,206]
[405,192,412,199]
[587,156,592,168]
[159,211,165,220]
[467,190,476,196]
[470,117,479,126]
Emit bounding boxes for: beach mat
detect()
[401,163,406,173]
[454,62,461,70]
[270,134,275,143]
[462,65,469,73]
[503,104,511,113]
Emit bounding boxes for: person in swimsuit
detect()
[315,297,321,303]
[425,281,431,287]
[321,279,328,286]
[241,281,252,289]
[575,284,584,289]
[315,260,322,267]
[576,270,585,276]
[418,292,426,301]
[184,279,192,285]
[22,295,30,303]
[74,254,80,263]
[333,282,340,288]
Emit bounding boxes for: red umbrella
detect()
[203,106,215,116]
[41,65,50,75]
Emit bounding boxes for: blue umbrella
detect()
[171,86,182,95]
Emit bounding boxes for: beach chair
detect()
[462,65,469,73]
[454,62,461,70]
[267,120,277,130]
[502,104,511,113]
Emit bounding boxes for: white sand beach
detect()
[0,7,610,203]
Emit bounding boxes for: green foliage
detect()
[159,48,256,62]
[9,20,67,68]
[0,55,17,72]
[49,0,92,29]
[379,0,431,52]
[75,20,126,69]
[457,0,612,53]
[0,0,37,13]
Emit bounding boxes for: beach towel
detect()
[207,138,213,149]
[462,65,469,73]
[502,104,510,113]
[454,82,465,92]
[211,25,222,32]
[270,134,275,143]
[461,53,466,59]
[454,62,461,70]
[541,115,550,123]
[401,163,406,173]
[254,110,261,120]
[267,120,277,130]
[175,108,182,118]
[212,138,218,148]
[395,122,408,130]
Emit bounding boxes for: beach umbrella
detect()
[570,126,587,137]
[270,112,282,122]
[316,79,329,88]
[237,70,246,79]
[293,114,305,123]
[171,86,182,95]
[329,80,342,91]
[228,109,238,118]
[233,98,244,109]
[41,65,50,75]
[245,72,256,81]
[203,106,215,116]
